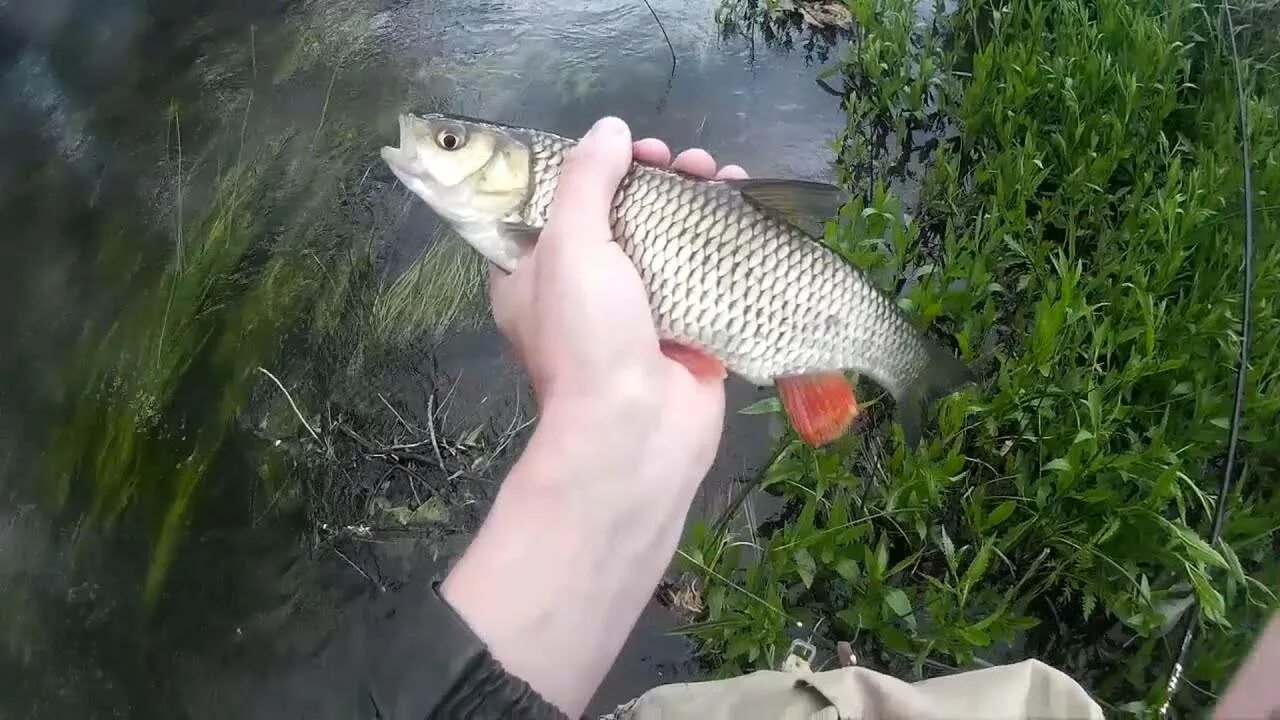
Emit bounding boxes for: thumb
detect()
[541,116,633,247]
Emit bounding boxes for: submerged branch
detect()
[257,366,324,448]
[337,424,439,468]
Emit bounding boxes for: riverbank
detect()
[679,0,1280,714]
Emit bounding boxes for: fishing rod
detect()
[1157,1,1256,716]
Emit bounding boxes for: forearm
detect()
[441,396,705,718]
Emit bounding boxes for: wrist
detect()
[539,363,664,437]
[439,398,702,717]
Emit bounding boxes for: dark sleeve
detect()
[363,579,572,720]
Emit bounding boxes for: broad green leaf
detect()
[1006,615,1041,631]
[740,397,783,415]
[961,540,996,599]
[794,549,817,589]
[1044,458,1071,472]
[726,635,757,660]
[1166,521,1227,569]
[958,624,991,647]
[864,544,881,582]
[1187,563,1228,626]
[983,501,1017,531]
[938,526,957,573]
[835,558,861,583]
[883,587,917,630]
[879,625,914,654]
[836,608,862,630]
[1217,539,1246,586]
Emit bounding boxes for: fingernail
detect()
[587,116,627,140]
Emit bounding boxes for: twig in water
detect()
[438,369,464,419]
[238,26,257,166]
[238,90,254,167]
[426,393,446,471]
[394,464,424,507]
[379,392,418,435]
[315,55,344,143]
[257,366,324,447]
[338,424,439,467]
[385,437,438,452]
[641,0,677,78]
[175,107,184,268]
[487,388,537,462]
[332,545,383,591]
[156,105,185,370]
[694,114,709,144]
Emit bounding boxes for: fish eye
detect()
[436,127,465,151]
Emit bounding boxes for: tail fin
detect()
[895,340,975,448]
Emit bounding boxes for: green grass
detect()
[47,126,362,608]
[40,111,486,615]
[371,225,489,347]
[685,0,1280,713]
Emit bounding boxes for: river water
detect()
[0,0,844,716]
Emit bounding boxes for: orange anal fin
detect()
[659,340,727,381]
[776,372,859,446]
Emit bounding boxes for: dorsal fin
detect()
[725,178,847,237]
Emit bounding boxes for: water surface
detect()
[0,0,845,715]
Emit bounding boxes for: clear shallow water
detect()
[0,0,844,716]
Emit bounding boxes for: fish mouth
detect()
[379,113,416,172]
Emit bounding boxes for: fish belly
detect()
[611,168,888,386]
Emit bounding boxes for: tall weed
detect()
[687,0,1280,712]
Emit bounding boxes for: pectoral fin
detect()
[498,222,541,255]
[725,179,847,238]
[457,222,540,274]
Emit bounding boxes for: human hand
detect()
[488,116,747,491]
[442,118,749,716]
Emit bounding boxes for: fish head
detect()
[380,112,532,226]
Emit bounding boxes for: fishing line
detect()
[639,0,677,113]
[1157,1,1256,716]
[640,0,677,78]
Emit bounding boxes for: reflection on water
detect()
[0,0,845,715]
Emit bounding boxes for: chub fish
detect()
[380,112,973,446]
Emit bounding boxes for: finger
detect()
[715,164,749,180]
[671,148,717,179]
[659,340,728,382]
[632,138,671,167]
[542,116,633,245]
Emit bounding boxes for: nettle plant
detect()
[684,0,1280,712]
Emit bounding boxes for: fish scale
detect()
[381,113,974,445]
[517,141,913,387]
